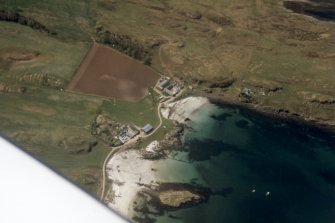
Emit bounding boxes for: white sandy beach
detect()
[106,149,203,219]
[106,149,158,218]
[106,97,209,218]
[161,97,209,123]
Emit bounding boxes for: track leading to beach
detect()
[100,87,184,201]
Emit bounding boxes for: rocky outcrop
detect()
[158,190,204,208]
[140,151,166,160]
[159,124,184,150]
[0,82,26,93]
[208,77,235,89]
[17,73,65,89]
[191,77,235,91]
[271,23,322,41]
[133,182,210,217]
[298,91,335,105]
[243,79,283,94]
[6,51,39,61]
[96,27,157,65]
[91,114,123,147]
[153,183,210,209]
[206,13,233,26]
[58,137,98,154]
[179,10,202,20]
[239,79,283,103]
[140,124,185,160]
[0,10,56,35]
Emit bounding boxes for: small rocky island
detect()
[158,190,205,208]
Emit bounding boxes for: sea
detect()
[151,102,335,223]
[283,0,335,22]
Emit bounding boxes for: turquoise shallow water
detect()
[155,103,335,223]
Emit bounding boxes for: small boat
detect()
[252,189,256,193]
[266,191,270,196]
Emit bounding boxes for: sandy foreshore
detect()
[106,97,210,218]
[106,149,158,218]
[161,97,210,123]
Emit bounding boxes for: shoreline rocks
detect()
[206,94,335,134]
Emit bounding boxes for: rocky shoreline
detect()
[140,123,185,160]
[283,0,335,21]
[105,97,212,222]
[206,94,335,136]
[106,95,334,222]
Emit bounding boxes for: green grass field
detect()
[0,19,163,194]
[0,87,105,194]
[0,0,94,41]
[0,22,89,87]
[101,93,159,127]
[0,84,166,195]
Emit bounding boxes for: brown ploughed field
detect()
[67,43,159,101]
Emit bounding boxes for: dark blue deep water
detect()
[306,11,335,21]
[156,103,335,223]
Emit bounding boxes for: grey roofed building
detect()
[158,80,170,90]
[142,124,154,134]
[166,84,174,90]
[127,127,139,138]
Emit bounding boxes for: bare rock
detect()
[243,79,283,94]
[158,190,204,208]
[207,13,233,26]
[298,91,335,105]
[208,77,235,88]
[0,83,26,93]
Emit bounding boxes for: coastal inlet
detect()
[106,96,335,223]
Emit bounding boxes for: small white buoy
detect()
[252,189,256,193]
[266,192,270,196]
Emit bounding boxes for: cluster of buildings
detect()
[117,124,154,144]
[117,125,139,144]
[157,78,182,96]
[116,77,181,145]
